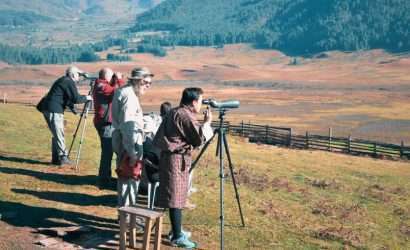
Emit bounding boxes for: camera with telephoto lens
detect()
[202,98,240,109]
[79,72,97,80]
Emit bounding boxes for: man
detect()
[93,68,125,189]
[37,65,92,166]
[111,67,153,207]
[153,87,213,249]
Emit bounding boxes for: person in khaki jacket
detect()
[111,67,153,208]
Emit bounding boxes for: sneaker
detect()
[171,234,197,249]
[168,229,192,241]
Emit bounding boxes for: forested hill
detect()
[131,0,410,55]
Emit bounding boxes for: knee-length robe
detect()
[153,105,206,208]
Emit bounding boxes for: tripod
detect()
[67,80,94,172]
[190,108,245,250]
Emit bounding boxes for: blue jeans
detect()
[96,124,114,181]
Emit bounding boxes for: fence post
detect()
[249,120,251,138]
[288,128,292,147]
[3,93,7,104]
[241,120,244,137]
[348,135,352,153]
[265,125,269,143]
[400,141,404,158]
[305,131,309,149]
[328,127,332,151]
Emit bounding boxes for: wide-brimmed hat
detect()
[128,67,154,80]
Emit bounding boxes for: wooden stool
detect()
[118,206,164,250]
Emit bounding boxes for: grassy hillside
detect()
[132,0,410,54]
[0,103,409,249]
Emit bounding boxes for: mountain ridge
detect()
[0,0,164,47]
[131,0,410,55]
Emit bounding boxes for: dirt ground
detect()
[0,44,409,144]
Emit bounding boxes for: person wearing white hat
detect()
[36,65,92,166]
[111,67,154,208]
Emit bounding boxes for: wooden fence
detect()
[211,121,410,160]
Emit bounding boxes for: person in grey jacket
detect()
[111,67,153,208]
[37,65,92,166]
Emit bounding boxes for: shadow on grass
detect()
[0,200,118,249]
[12,188,116,207]
[0,154,50,165]
[0,166,97,186]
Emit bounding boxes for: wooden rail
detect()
[211,121,410,161]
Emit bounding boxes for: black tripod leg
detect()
[190,130,217,173]
[222,132,246,227]
[216,129,221,157]
[218,129,224,250]
[67,105,87,157]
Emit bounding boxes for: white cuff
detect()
[202,122,214,142]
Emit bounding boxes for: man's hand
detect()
[86,95,93,101]
[114,72,123,79]
[69,106,78,115]
[203,106,212,124]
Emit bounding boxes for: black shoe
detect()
[51,160,60,165]
[59,156,73,166]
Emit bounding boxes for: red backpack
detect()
[115,154,143,180]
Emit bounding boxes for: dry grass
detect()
[1,81,410,144]
[1,45,410,144]
[0,104,409,249]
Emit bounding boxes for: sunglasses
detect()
[142,78,152,86]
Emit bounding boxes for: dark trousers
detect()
[96,124,114,182]
[169,208,182,239]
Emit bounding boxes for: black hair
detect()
[160,101,172,117]
[180,87,203,106]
